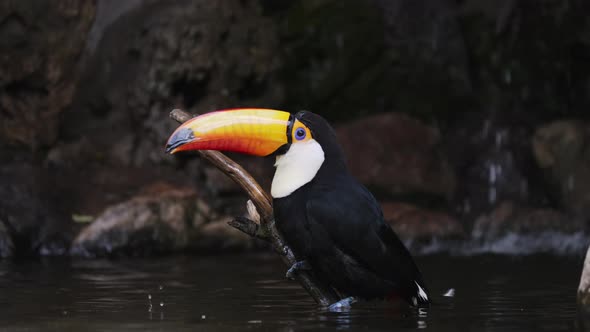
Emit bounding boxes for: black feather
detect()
[273,112,429,306]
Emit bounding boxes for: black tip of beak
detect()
[165,127,195,154]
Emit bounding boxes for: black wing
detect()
[306,179,429,303]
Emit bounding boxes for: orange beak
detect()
[165,108,291,156]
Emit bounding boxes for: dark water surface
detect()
[0,253,583,331]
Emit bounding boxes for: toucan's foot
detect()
[285,260,311,280]
[328,297,357,312]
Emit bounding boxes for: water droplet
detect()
[418,308,428,317]
[160,302,164,307]
[201,314,206,320]
[159,285,164,291]
[418,320,427,329]
[148,294,152,300]
[443,288,455,297]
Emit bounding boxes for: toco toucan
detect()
[166,108,430,308]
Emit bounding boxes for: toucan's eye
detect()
[295,127,306,140]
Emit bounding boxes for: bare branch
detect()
[227,217,264,240]
[169,108,340,307]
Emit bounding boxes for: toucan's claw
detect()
[286,260,311,280]
[328,296,357,312]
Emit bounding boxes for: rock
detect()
[381,202,464,241]
[71,184,254,257]
[0,161,73,257]
[65,0,283,167]
[72,186,203,257]
[472,201,583,239]
[195,218,254,252]
[45,137,93,168]
[280,0,470,122]
[532,120,590,218]
[444,111,541,219]
[0,1,96,148]
[374,0,471,117]
[579,246,590,308]
[336,113,455,199]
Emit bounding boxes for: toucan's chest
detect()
[273,184,316,257]
[272,175,354,259]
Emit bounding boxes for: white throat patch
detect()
[271,139,325,198]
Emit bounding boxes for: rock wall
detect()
[1,0,590,257]
[0,0,96,149]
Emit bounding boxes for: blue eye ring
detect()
[295,127,306,140]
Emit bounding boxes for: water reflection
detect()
[0,254,582,331]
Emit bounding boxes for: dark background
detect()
[1,0,589,258]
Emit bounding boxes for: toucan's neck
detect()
[315,151,348,182]
[270,139,325,198]
[270,139,349,198]
[316,138,348,179]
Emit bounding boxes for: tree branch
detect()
[169,108,340,307]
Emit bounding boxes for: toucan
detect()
[166,108,430,308]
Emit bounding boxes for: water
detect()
[0,253,583,331]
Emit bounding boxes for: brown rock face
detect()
[71,183,254,257]
[71,185,207,257]
[381,202,464,241]
[0,1,96,148]
[472,201,582,238]
[67,0,283,166]
[336,113,455,199]
[532,120,590,218]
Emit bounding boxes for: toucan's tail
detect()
[413,281,430,306]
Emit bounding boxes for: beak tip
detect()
[165,127,194,154]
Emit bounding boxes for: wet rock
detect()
[195,218,254,252]
[532,120,590,218]
[0,160,74,257]
[337,113,455,199]
[71,184,253,257]
[472,201,583,239]
[579,246,590,308]
[446,117,537,218]
[72,186,202,257]
[381,202,464,241]
[0,1,96,148]
[65,0,283,167]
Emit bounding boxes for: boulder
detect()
[196,218,255,252]
[0,161,73,257]
[532,120,590,218]
[71,184,252,257]
[71,185,202,257]
[337,113,455,199]
[0,0,96,148]
[472,201,583,239]
[381,202,464,241]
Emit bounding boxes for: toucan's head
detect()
[166,108,344,198]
